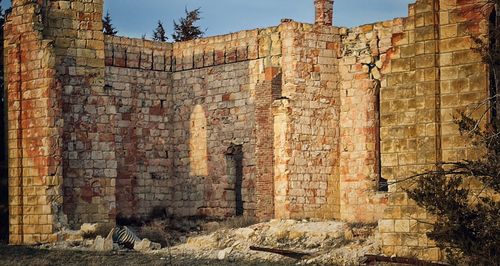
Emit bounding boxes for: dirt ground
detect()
[0,243,293,266]
[0,218,380,266]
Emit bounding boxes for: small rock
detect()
[134,238,161,251]
[234,227,254,239]
[93,235,113,251]
[344,229,354,241]
[58,229,83,242]
[217,247,233,260]
[82,239,95,247]
[80,223,98,236]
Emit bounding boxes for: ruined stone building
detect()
[0,0,496,261]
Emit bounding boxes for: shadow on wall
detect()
[190,104,208,177]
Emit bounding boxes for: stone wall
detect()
[3,0,494,261]
[5,0,62,244]
[104,36,173,218]
[274,22,341,219]
[377,0,490,260]
[43,0,118,228]
[337,20,404,222]
[169,29,280,219]
[102,29,282,219]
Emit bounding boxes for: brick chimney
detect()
[314,0,334,26]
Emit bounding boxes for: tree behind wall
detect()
[406,1,500,264]
[103,11,118,36]
[152,20,167,42]
[172,7,204,42]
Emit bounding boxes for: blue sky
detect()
[3,0,414,39]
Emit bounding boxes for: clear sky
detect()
[2,0,414,39]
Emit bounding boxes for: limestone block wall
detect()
[40,0,118,228]
[377,0,490,260]
[102,29,282,219]
[170,61,260,217]
[5,1,63,244]
[338,20,405,222]
[104,36,173,218]
[168,29,281,218]
[275,22,341,219]
[4,0,494,255]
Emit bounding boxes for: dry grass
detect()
[204,216,257,233]
[137,220,173,248]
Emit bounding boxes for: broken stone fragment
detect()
[93,235,113,252]
[80,223,98,236]
[133,238,161,251]
[217,247,233,260]
[57,229,83,242]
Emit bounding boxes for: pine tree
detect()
[152,20,167,42]
[172,7,205,42]
[103,11,118,36]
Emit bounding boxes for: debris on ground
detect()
[155,219,380,265]
[38,218,381,265]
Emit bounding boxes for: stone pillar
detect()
[43,0,117,228]
[254,67,280,221]
[5,0,63,244]
[6,0,115,243]
[314,0,334,26]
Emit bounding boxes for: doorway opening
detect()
[226,144,243,216]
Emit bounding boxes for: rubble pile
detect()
[42,219,380,265]
[159,219,380,265]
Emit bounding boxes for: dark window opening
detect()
[271,72,283,101]
[375,81,388,192]
[226,144,244,216]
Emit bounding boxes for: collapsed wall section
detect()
[337,20,404,222]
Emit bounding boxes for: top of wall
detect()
[103,0,418,72]
[105,26,283,72]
